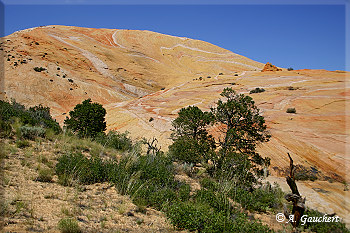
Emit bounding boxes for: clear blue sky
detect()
[1,1,347,71]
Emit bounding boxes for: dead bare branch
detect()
[285,153,306,228]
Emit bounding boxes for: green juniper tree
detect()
[169,106,215,166]
[210,88,270,186]
[64,99,106,138]
[170,88,270,187]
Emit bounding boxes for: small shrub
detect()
[110,151,181,209]
[250,87,265,94]
[95,131,133,152]
[36,168,53,182]
[135,205,147,214]
[286,108,296,114]
[200,177,219,191]
[58,218,82,233]
[207,76,211,79]
[136,218,144,225]
[19,125,46,140]
[56,153,113,185]
[33,67,46,72]
[149,117,154,122]
[68,79,74,83]
[0,100,61,134]
[234,74,238,76]
[14,200,27,214]
[219,73,223,75]
[57,173,75,187]
[294,172,317,181]
[194,189,232,213]
[287,67,294,71]
[230,183,284,212]
[166,201,211,231]
[0,119,12,138]
[167,200,272,232]
[293,165,318,181]
[16,140,30,148]
[135,187,178,209]
[45,128,57,141]
[178,183,191,202]
[302,209,349,233]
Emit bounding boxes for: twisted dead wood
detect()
[284,153,306,228]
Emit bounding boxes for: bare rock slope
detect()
[1,25,263,122]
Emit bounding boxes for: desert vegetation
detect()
[286,108,296,114]
[249,87,266,94]
[0,95,348,232]
[33,67,46,72]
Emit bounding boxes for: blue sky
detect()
[1,0,348,71]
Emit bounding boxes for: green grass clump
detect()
[0,119,12,138]
[95,130,133,152]
[55,152,115,186]
[36,168,53,182]
[110,152,187,209]
[16,140,30,148]
[55,134,103,155]
[55,148,189,210]
[193,189,232,213]
[58,218,82,233]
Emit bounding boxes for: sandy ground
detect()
[0,139,180,232]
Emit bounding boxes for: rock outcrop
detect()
[261,62,282,72]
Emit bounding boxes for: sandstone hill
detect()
[1,25,349,225]
[1,25,263,120]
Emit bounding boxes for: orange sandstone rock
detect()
[261,62,282,72]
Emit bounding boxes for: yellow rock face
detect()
[1,25,263,122]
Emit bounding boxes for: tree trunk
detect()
[284,153,306,228]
